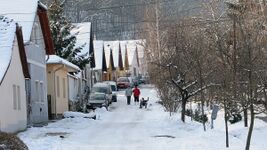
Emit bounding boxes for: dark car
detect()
[117,77,130,89]
[140,75,150,84]
[91,83,113,104]
[87,93,109,110]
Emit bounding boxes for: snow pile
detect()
[0,16,16,83]
[63,111,96,119]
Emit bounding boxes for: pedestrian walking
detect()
[125,86,132,105]
[133,85,140,105]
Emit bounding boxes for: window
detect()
[63,78,66,98]
[13,85,17,110]
[40,82,44,102]
[17,86,21,110]
[35,80,39,101]
[57,76,60,97]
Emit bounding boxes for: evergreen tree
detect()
[48,0,89,69]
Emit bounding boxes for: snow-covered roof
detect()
[46,55,80,72]
[104,40,145,66]
[71,22,91,57]
[0,16,16,84]
[104,41,120,68]
[104,42,111,67]
[0,0,39,43]
[120,40,144,66]
[93,40,104,70]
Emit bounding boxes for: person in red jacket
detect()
[133,85,141,105]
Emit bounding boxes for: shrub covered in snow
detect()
[185,109,208,123]
[229,113,242,124]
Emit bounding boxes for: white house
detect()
[72,23,109,97]
[92,40,107,83]
[0,16,30,133]
[67,72,86,111]
[46,55,80,119]
[0,0,55,125]
[104,40,146,78]
[71,22,92,109]
[124,40,145,77]
[104,41,124,80]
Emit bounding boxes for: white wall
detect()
[68,75,79,102]
[25,14,48,124]
[0,38,27,133]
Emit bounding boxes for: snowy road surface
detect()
[19,85,267,150]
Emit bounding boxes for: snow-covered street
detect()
[18,85,267,150]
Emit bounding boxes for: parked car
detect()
[87,93,109,110]
[140,75,150,84]
[131,76,139,86]
[103,81,117,102]
[117,77,131,89]
[91,83,113,104]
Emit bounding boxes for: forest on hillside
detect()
[41,0,205,40]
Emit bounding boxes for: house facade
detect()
[0,17,30,133]
[68,73,84,111]
[25,3,55,124]
[0,0,55,125]
[103,40,145,79]
[103,45,116,81]
[123,40,146,77]
[104,41,119,81]
[46,55,80,119]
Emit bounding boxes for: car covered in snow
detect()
[87,93,109,110]
[91,83,113,104]
[103,81,117,102]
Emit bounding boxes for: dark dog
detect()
[140,97,149,109]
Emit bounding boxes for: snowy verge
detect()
[63,111,96,119]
